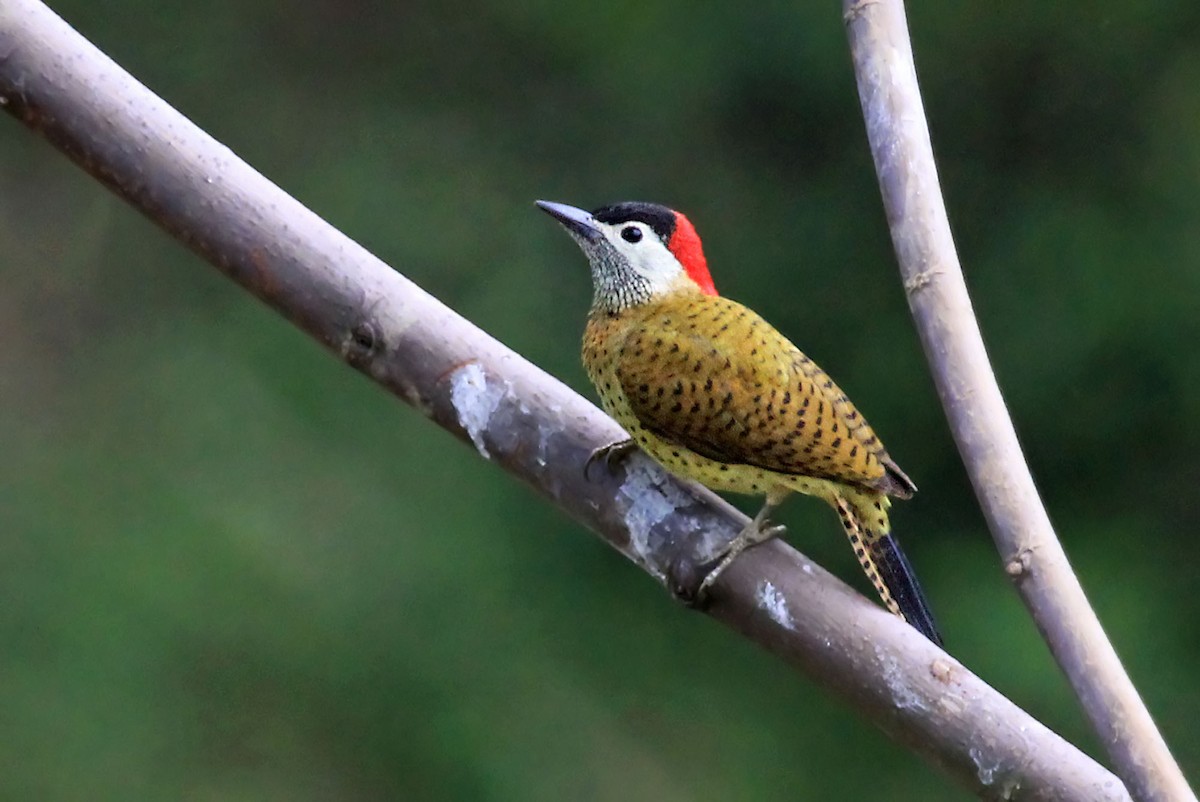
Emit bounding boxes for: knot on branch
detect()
[1004,548,1033,581]
[843,0,883,24]
[903,268,944,297]
[343,319,380,367]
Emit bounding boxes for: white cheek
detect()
[610,237,682,293]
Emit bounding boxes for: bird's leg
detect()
[583,437,637,480]
[696,492,788,600]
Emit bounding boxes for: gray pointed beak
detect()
[536,200,603,243]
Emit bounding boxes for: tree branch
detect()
[843,2,1194,801]
[0,0,1131,798]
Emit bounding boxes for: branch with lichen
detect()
[843,2,1194,801]
[0,0,1134,798]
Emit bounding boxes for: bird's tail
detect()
[834,495,943,646]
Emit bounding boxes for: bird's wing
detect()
[615,297,910,494]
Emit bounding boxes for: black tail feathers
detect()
[870,534,943,646]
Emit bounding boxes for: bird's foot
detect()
[692,514,787,605]
[583,438,637,480]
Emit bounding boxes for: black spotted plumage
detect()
[608,295,913,497]
[541,197,941,644]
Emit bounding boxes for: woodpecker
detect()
[537,199,941,644]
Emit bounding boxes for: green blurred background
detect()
[2,1,1198,798]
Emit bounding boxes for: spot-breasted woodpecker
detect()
[537,199,941,645]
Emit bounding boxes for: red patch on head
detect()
[668,213,717,296]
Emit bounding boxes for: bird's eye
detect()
[621,226,643,243]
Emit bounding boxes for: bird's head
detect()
[537,200,717,313]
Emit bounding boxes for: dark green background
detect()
[3,1,1198,799]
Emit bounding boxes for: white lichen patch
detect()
[875,645,925,712]
[615,459,681,576]
[612,458,735,578]
[449,362,508,459]
[964,744,1022,797]
[969,745,1001,786]
[535,402,562,469]
[756,580,794,630]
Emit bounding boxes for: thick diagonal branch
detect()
[0,1,1130,798]
[843,2,1193,801]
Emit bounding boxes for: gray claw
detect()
[583,438,636,480]
[693,520,787,602]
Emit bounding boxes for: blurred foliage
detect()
[2,0,1199,798]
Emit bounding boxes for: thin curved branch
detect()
[0,1,1130,798]
[843,2,1194,801]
